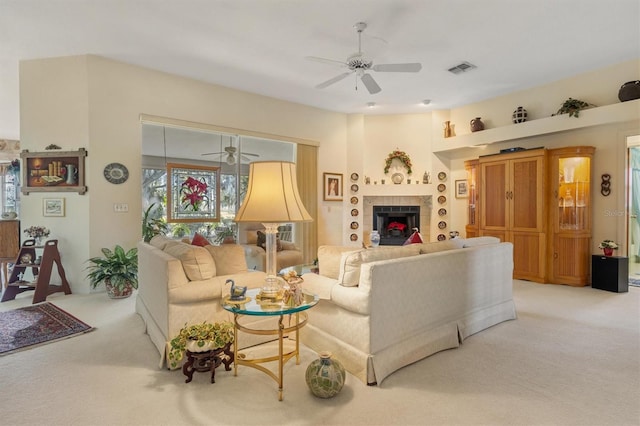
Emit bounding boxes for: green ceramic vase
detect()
[305,351,345,398]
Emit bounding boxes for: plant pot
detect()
[186,340,216,353]
[603,248,614,257]
[105,279,134,299]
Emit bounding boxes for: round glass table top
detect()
[222,287,318,316]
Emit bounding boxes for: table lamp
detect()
[235,161,313,297]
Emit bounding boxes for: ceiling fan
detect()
[202,138,259,165]
[307,22,422,94]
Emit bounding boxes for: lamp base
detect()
[259,276,282,300]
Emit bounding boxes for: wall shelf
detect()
[433,99,640,158]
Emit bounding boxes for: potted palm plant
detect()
[86,245,138,299]
[168,321,235,369]
[142,203,168,243]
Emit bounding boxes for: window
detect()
[141,124,294,241]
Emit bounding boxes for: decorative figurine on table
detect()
[282,270,304,307]
[226,279,247,301]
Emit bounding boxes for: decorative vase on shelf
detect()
[618,80,640,102]
[470,117,485,132]
[512,106,528,123]
[443,121,454,138]
[370,231,380,247]
[305,351,346,399]
[603,248,614,257]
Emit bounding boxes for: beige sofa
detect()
[300,237,516,385]
[135,235,271,368]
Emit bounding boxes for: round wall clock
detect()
[104,163,129,184]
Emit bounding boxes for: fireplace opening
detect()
[372,205,420,246]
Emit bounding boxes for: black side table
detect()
[591,255,628,293]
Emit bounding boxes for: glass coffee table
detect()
[222,287,318,401]
[279,263,317,276]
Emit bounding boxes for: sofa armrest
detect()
[300,273,335,300]
[280,241,299,251]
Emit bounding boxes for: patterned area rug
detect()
[0,302,94,356]
[629,277,640,287]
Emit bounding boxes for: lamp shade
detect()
[235,161,313,223]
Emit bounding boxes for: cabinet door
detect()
[551,235,591,285]
[512,231,546,281]
[510,156,545,232]
[0,220,20,259]
[464,159,479,234]
[480,160,508,231]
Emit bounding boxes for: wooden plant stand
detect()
[1,239,72,304]
[182,342,234,384]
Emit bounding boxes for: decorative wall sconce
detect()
[601,174,611,196]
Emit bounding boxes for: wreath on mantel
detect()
[384,149,413,175]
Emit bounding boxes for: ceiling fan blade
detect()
[360,73,381,94]
[240,154,258,162]
[305,56,347,67]
[316,72,351,89]
[241,152,260,157]
[201,152,225,156]
[372,63,422,72]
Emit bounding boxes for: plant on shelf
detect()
[86,245,138,299]
[168,321,235,369]
[213,225,236,245]
[598,239,618,256]
[142,203,168,243]
[384,149,413,175]
[552,97,595,118]
[24,226,50,243]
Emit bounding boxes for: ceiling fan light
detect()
[226,154,237,165]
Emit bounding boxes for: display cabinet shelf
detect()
[433,99,640,158]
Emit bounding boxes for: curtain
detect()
[632,147,640,256]
[296,144,318,263]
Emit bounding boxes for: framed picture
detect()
[167,163,220,223]
[455,179,468,198]
[21,148,87,195]
[323,172,343,201]
[43,198,65,217]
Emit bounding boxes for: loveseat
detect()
[300,237,516,385]
[135,235,271,367]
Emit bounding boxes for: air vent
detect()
[448,61,477,74]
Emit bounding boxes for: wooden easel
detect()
[1,239,72,304]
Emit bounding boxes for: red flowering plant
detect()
[180,176,209,212]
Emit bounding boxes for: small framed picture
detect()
[43,197,65,217]
[323,172,343,201]
[455,180,468,198]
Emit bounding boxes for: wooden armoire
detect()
[466,146,594,286]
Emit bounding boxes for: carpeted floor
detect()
[0,281,637,425]
[0,302,94,355]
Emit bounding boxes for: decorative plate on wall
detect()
[350,233,358,241]
[438,195,446,204]
[438,208,447,216]
[351,184,359,192]
[437,234,446,241]
[351,209,359,217]
[103,162,129,184]
[350,196,358,205]
[438,172,447,181]
[350,221,359,230]
[438,221,447,229]
[437,183,446,192]
[351,173,359,181]
[391,173,404,184]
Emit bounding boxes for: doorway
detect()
[627,135,640,284]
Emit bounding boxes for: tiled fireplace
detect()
[363,196,432,244]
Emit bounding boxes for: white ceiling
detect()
[1,0,639,140]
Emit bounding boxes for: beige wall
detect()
[20,55,345,293]
[18,55,639,292]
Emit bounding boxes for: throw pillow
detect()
[256,230,283,251]
[163,242,216,281]
[205,244,248,276]
[191,232,211,247]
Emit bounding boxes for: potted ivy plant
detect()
[213,226,236,244]
[552,97,595,118]
[86,245,138,299]
[168,321,235,368]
